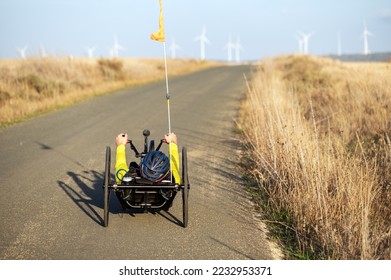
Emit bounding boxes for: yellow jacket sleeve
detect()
[169,142,181,184]
[115,144,129,184]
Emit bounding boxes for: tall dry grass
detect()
[239,55,390,259]
[0,57,215,126]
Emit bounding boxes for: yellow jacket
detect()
[115,143,180,184]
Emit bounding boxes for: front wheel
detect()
[103,146,111,227]
[181,147,189,228]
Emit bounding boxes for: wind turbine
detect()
[85,46,96,58]
[362,21,374,55]
[298,32,314,55]
[234,36,244,63]
[295,35,304,54]
[16,45,28,59]
[39,45,47,58]
[224,34,235,62]
[110,36,124,58]
[169,38,181,59]
[194,26,211,60]
[337,32,342,56]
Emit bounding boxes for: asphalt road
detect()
[0,65,279,260]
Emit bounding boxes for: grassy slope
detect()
[239,55,390,259]
[0,57,217,127]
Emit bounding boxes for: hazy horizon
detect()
[1,0,390,61]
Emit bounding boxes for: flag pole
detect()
[163,42,171,136]
[151,0,173,183]
[163,42,173,183]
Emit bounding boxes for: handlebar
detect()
[126,129,164,158]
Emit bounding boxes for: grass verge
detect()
[0,57,217,128]
[238,55,390,259]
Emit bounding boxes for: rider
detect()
[115,132,180,184]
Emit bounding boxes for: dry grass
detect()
[0,57,216,126]
[239,55,391,259]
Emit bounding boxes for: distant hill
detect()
[327,52,391,62]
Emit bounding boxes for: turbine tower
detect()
[337,32,342,56]
[169,38,181,59]
[224,34,235,62]
[39,45,47,58]
[85,46,96,58]
[17,45,28,59]
[295,35,304,54]
[194,26,211,60]
[298,32,313,55]
[234,36,244,63]
[110,36,124,58]
[362,21,374,55]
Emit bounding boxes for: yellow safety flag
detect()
[150,0,165,42]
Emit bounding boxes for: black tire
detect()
[181,147,189,228]
[103,146,111,227]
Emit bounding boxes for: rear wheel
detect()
[103,146,111,227]
[181,147,189,228]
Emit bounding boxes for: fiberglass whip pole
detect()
[163,42,173,183]
[151,0,173,183]
[163,42,171,135]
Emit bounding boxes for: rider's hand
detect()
[116,133,128,146]
[164,133,177,144]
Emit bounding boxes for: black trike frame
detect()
[102,130,190,228]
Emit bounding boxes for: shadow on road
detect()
[34,140,116,227]
[157,210,182,227]
[209,236,255,260]
[34,141,85,168]
[57,170,108,226]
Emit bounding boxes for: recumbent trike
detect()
[102,129,190,228]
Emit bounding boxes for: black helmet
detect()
[140,151,170,182]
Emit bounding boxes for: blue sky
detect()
[0,0,390,61]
